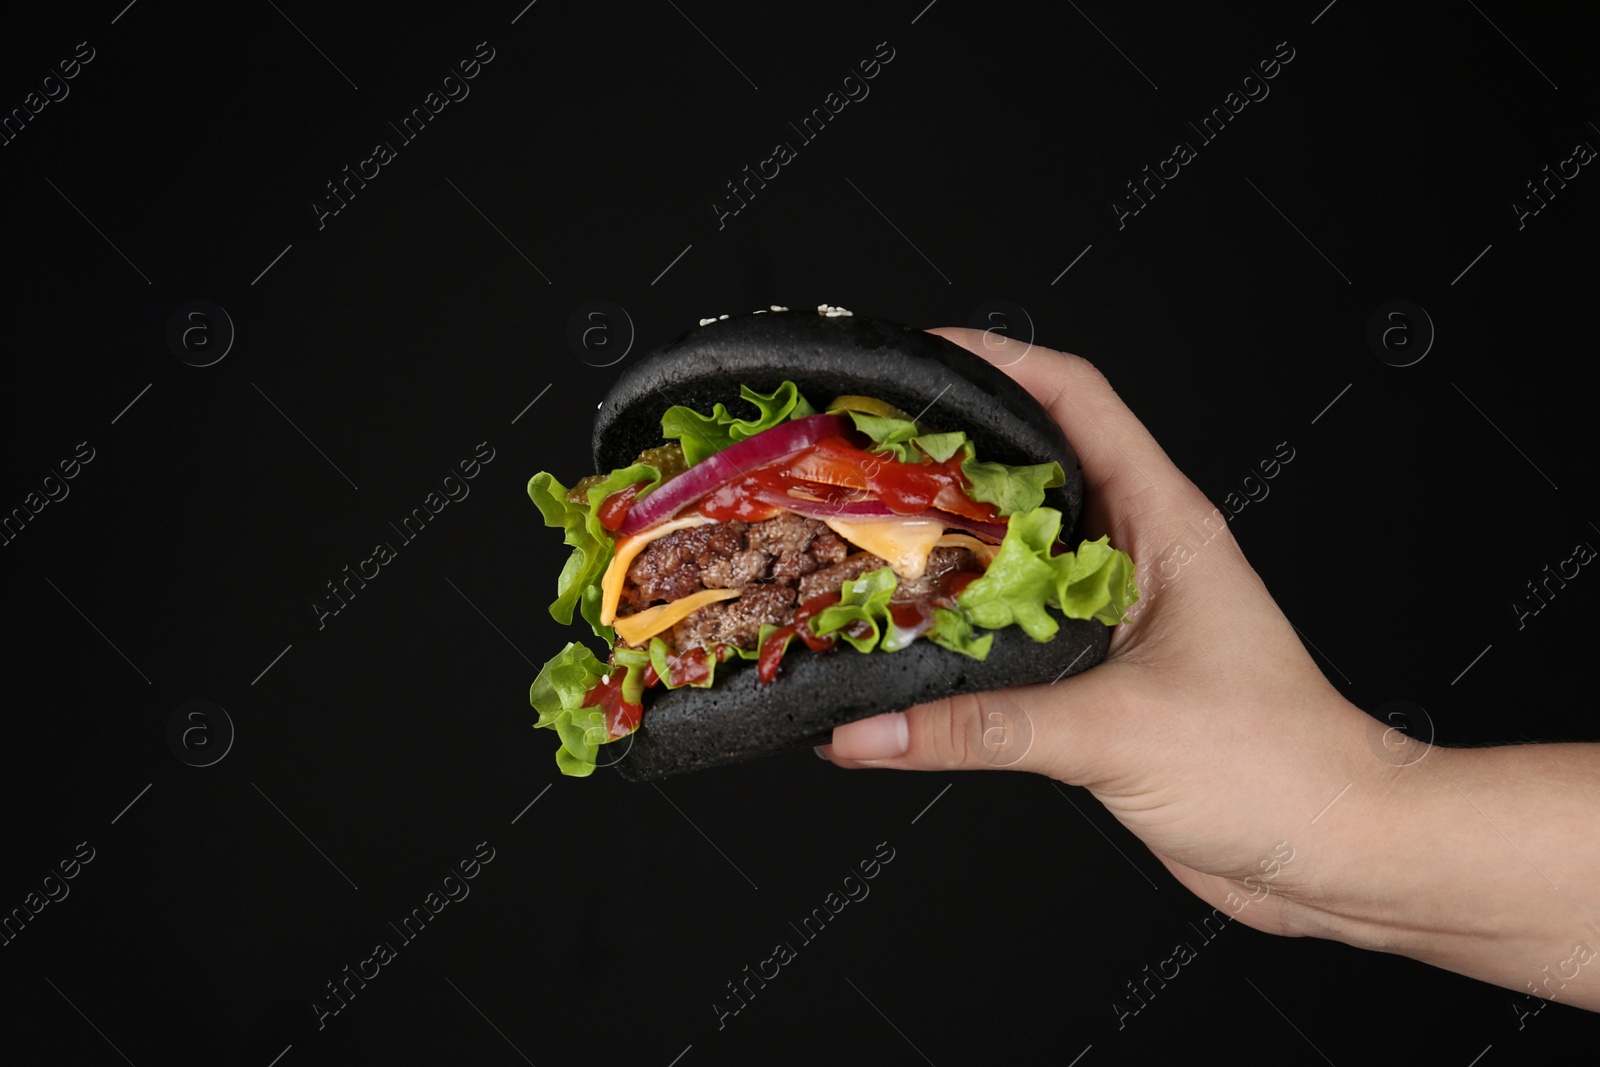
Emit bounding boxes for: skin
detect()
[819,328,1600,1011]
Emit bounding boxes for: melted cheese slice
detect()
[613,587,740,646]
[822,517,949,580]
[599,514,716,626]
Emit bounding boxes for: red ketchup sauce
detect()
[886,567,986,643]
[757,592,842,683]
[581,671,643,739]
[638,642,746,691]
[942,570,981,598]
[597,483,645,531]
[887,599,935,639]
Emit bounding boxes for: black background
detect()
[3,1,1597,1063]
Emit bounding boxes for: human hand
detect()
[818,327,1383,939]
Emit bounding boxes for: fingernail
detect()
[833,712,910,761]
[815,744,833,760]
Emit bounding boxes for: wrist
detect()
[1245,697,1425,945]
[1282,734,1600,1007]
[1279,737,1462,949]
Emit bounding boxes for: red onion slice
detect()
[619,413,850,535]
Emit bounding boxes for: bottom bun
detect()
[609,618,1109,780]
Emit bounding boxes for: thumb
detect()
[819,663,1125,777]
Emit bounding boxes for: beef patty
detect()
[618,512,975,652]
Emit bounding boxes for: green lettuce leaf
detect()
[810,566,899,651]
[1058,535,1141,625]
[957,508,1138,640]
[614,645,651,704]
[661,381,817,466]
[840,411,1062,516]
[926,607,994,659]
[912,431,969,464]
[530,643,655,777]
[647,636,720,689]
[529,642,611,777]
[841,411,972,466]
[959,456,1066,516]
[526,463,663,640]
[956,507,1064,640]
[842,412,923,461]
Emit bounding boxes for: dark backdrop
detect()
[2,1,1596,1063]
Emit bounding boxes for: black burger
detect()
[527,307,1137,780]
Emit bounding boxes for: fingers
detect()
[926,327,1201,520]
[819,664,1125,778]
[925,326,1244,628]
[825,710,909,761]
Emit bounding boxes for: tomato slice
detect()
[782,438,870,490]
[781,435,1002,522]
[931,483,1000,523]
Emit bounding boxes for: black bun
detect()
[591,309,1104,781]
[606,620,1108,779]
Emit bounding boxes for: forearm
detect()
[1309,740,1600,1009]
